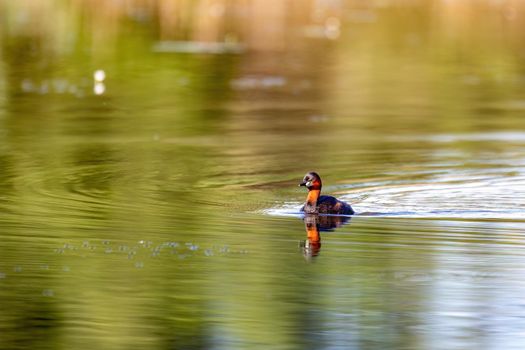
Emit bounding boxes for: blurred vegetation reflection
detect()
[1,1,525,349]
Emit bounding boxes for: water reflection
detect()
[302,215,322,259]
[302,214,351,259]
[2,0,525,349]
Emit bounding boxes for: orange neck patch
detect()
[306,189,320,204]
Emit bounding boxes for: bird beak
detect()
[299,182,307,187]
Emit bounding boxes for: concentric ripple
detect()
[348,171,525,219]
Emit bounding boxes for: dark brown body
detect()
[301,195,354,215]
[299,172,354,215]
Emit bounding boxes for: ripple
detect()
[261,203,303,217]
[402,132,525,143]
[266,157,525,220]
[348,171,525,219]
[0,164,182,230]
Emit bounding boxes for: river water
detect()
[1,1,525,349]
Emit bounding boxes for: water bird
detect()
[299,171,354,215]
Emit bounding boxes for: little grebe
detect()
[299,172,354,215]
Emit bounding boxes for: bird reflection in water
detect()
[301,214,351,260]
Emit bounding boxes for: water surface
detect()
[1,1,525,349]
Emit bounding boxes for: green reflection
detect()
[1,1,525,349]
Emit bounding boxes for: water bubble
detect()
[21,79,34,92]
[309,114,329,123]
[94,69,106,82]
[68,85,78,94]
[261,76,286,88]
[138,240,152,248]
[52,79,68,93]
[94,82,106,95]
[42,289,54,297]
[39,81,49,94]
[230,76,286,90]
[324,17,341,40]
[186,243,199,251]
